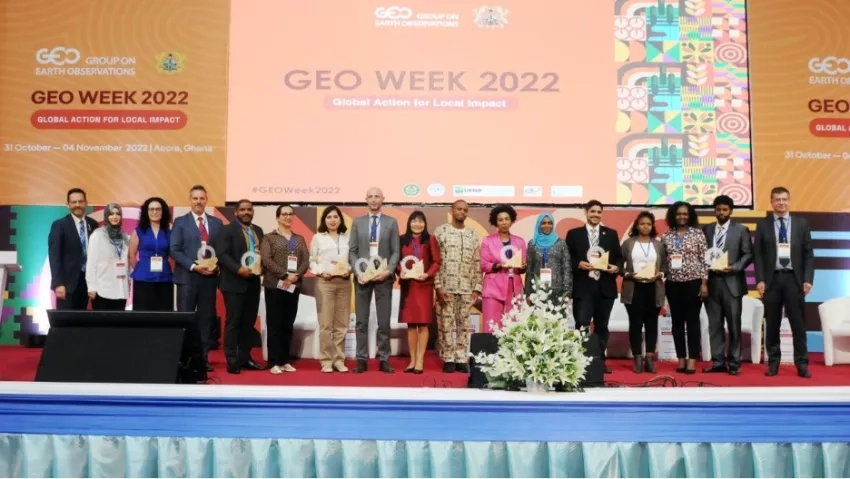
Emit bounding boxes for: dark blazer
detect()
[620,236,666,307]
[214,221,265,294]
[169,212,224,285]
[753,213,814,288]
[48,214,99,293]
[565,225,624,299]
[703,221,753,297]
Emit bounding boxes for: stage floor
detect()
[2,346,849,388]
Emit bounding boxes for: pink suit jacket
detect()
[480,233,527,300]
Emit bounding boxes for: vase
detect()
[525,378,550,393]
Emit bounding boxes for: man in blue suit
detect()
[48,188,99,310]
[170,185,223,370]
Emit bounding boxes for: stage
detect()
[2,347,849,388]
[0,380,849,478]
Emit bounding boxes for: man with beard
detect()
[702,195,752,375]
[434,200,482,373]
[214,199,265,373]
[48,188,99,310]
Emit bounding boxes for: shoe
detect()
[379,361,395,373]
[765,365,779,377]
[728,368,740,376]
[269,365,283,375]
[684,368,696,375]
[227,366,241,374]
[676,360,686,373]
[334,363,349,373]
[404,366,416,373]
[644,356,656,374]
[797,368,812,378]
[206,364,214,372]
[633,356,643,374]
[243,360,265,371]
[282,363,296,372]
[455,363,469,374]
[414,369,423,374]
[353,359,367,373]
[442,362,456,373]
[321,365,334,373]
[603,365,612,374]
[703,364,728,373]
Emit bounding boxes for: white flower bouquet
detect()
[472,281,591,392]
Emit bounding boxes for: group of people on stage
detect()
[48,184,814,379]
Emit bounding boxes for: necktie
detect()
[370,215,378,242]
[779,218,789,267]
[716,225,725,249]
[590,228,600,280]
[245,226,256,252]
[79,220,87,271]
[198,216,209,242]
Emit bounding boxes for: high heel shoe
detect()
[414,369,423,374]
[676,360,686,373]
[403,366,415,373]
[644,355,656,374]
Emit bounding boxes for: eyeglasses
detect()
[148,207,163,212]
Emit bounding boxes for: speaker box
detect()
[35,310,207,384]
[467,332,605,389]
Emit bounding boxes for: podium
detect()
[0,251,22,317]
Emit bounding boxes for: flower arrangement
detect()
[471,281,591,392]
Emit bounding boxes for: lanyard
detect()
[413,239,421,258]
[638,240,652,258]
[541,247,549,267]
[674,231,684,250]
[113,241,123,259]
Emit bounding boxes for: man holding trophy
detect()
[214,199,265,374]
[565,200,623,374]
[349,187,400,374]
[702,195,753,375]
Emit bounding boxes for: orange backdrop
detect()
[0,0,230,206]
[749,0,850,211]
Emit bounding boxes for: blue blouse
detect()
[131,226,172,282]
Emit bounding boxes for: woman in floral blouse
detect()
[661,201,708,374]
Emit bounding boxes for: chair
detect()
[819,297,850,366]
[699,295,764,364]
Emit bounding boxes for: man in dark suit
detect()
[565,200,623,373]
[214,199,264,374]
[753,186,814,378]
[170,185,223,370]
[48,188,99,310]
[349,187,400,374]
[702,195,753,375]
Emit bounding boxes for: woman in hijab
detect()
[524,213,572,306]
[86,203,131,310]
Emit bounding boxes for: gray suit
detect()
[348,213,400,361]
[703,221,753,368]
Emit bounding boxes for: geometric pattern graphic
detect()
[615,0,752,205]
[2,205,849,344]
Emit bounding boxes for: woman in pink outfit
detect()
[480,204,527,332]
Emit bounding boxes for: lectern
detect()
[0,251,22,316]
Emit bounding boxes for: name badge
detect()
[114,261,127,279]
[150,256,163,273]
[539,268,552,284]
[778,243,791,259]
[276,279,296,293]
[369,242,379,258]
[287,255,298,272]
[670,254,683,270]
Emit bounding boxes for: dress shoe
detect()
[443,362,456,373]
[455,363,469,374]
[379,361,395,373]
[765,365,779,376]
[644,356,656,374]
[633,356,643,374]
[227,366,241,374]
[353,359,368,373]
[404,366,415,373]
[603,365,612,374]
[703,364,727,373]
[728,368,740,376]
[414,369,423,374]
[797,368,812,378]
[242,360,264,371]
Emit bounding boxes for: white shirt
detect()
[310,232,351,274]
[631,240,657,271]
[86,228,130,300]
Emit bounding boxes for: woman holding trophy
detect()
[524,212,572,305]
[480,204,527,332]
[620,211,666,373]
[309,205,353,374]
[396,211,441,374]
